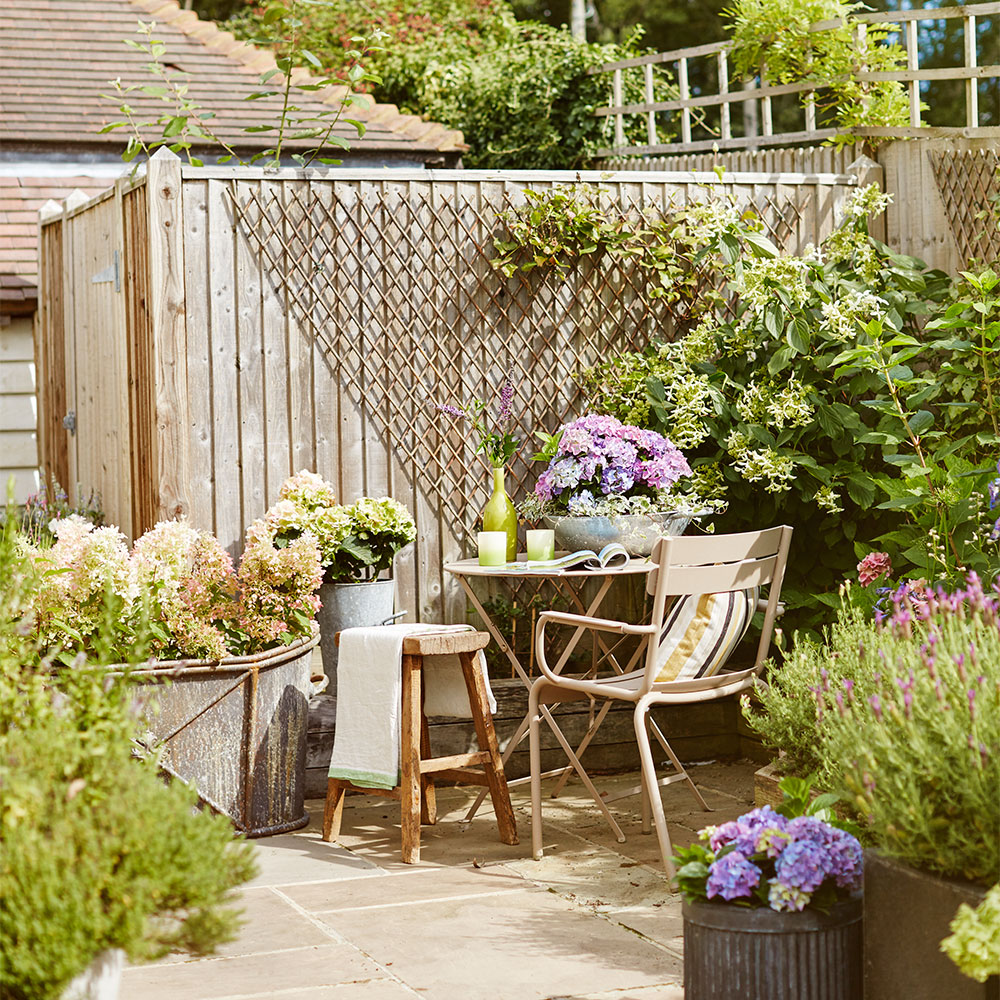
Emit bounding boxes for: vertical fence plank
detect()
[965,15,979,128]
[717,51,731,141]
[906,19,921,128]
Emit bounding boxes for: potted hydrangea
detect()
[264,471,416,687]
[522,413,706,554]
[674,782,864,1000]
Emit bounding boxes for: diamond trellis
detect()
[931,149,1000,266]
[228,180,814,558]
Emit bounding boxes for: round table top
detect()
[443,556,655,579]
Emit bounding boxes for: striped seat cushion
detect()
[653,589,758,684]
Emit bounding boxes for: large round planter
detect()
[864,851,998,1000]
[317,579,395,693]
[130,634,318,838]
[60,949,124,1000]
[543,512,696,556]
[682,896,863,1000]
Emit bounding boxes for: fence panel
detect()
[38,163,861,621]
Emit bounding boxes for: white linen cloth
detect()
[328,624,496,790]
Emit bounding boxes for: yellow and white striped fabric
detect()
[653,588,758,684]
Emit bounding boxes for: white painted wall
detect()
[0,316,39,503]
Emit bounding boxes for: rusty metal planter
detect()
[130,634,318,838]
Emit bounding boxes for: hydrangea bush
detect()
[674,783,863,913]
[266,471,416,583]
[526,413,697,518]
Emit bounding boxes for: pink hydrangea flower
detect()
[858,551,892,586]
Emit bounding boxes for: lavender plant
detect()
[746,576,1000,885]
[435,368,520,469]
[673,777,863,912]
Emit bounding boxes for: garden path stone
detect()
[121,760,758,999]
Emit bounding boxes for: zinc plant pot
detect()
[682,896,863,1000]
[316,578,395,693]
[543,511,695,557]
[60,949,125,1000]
[129,634,318,838]
[864,851,999,1000]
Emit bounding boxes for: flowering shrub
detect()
[674,780,863,912]
[857,551,892,587]
[527,414,695,517]
[746,576,1000,885]
[236,518,323,648]
[941,884,1000,984]
[572,185,999,633]
[267,471,416,583]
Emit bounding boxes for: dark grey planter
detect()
[864,851,998,1000]
[683,896,863,1000]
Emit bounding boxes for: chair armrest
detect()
[538,610,657,636]
[756,599,786,617]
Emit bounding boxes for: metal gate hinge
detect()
[91,249,120,292]
[63,410,76,435]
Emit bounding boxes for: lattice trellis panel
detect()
[931,149,1000,266]
[229,179,816,561]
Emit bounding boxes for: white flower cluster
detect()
[821,289,889,340]
[736,377,813,430]
[726,431,796,493]
[813,485,844,514]
[681,200,743,244]
[736,255,814,311]
[840,184,892,226]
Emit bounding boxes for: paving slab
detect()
[316,887,683,1000]
[120,944,389,1000]
[123,761,760,1000]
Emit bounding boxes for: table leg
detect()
[400,653,422,863]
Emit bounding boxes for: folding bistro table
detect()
[443,557,656,839]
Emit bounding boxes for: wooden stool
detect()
[321,630,519,863]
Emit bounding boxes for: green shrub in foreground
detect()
[0,520,257,999]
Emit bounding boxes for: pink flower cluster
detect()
[534,414,692,509]
[858,551,892,586]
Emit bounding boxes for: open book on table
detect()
[504,542,631,573]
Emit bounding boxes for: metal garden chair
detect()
[527,525,793,878]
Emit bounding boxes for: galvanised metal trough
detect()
[128,634,318,837]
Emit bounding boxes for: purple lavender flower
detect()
[706,850,762,901]
[496,368,515,426]
[435,402,466,419]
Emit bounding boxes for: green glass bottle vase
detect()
[482,465,518,561]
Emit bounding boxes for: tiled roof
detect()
[0,175,113,289]
[0,0,466,158]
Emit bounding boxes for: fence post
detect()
[146,147,190,521]
[906,19,921,127]
[717,50,731,141]
[678,58,692,145]
[964,14,979,128]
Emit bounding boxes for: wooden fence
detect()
[37,151,863,624]
[593,1,1000,157]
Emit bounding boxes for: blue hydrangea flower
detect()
[706,850,761,901]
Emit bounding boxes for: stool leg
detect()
[322,778,347,842]
[459,651,518,846]
[420,712,437,825]
[400,653,422,863]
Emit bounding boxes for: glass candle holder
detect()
[526,528,555,561]
[478,530,508,567]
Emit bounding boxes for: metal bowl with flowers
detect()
[520,413,715,556]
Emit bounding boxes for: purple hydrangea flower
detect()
[706,850,762,901]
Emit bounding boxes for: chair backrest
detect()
[641,525,793,690]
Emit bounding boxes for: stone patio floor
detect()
[121,759,757,1000]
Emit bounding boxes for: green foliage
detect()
[0,480,105,548]
[745,587,1000,884]
[724,0,912,141]
[564,185,999,631]
[228,1,675,168]
[941,884,1000,984]
[0,518,257,999]
[102,5,380,168]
